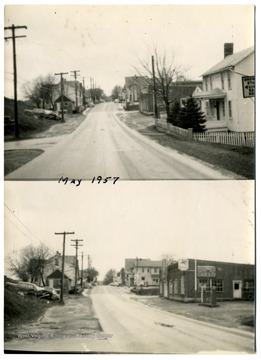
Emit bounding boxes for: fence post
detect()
[188,128,193,141]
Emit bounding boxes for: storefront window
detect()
[244,280,254,292]
[180,276,185,295]
[174,279,178,294]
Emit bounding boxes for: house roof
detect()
[125,76,150,88]
[202,46,254,76]
[54,94,75,103]
[193,87,226,99]
[125,258,162,270]
[47,269,71,280]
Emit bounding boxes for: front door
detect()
[233,280,242,299]
[216,101,220,120]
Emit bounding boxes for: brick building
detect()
[160,258,255,302]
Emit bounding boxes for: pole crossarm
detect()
[4,24,27,139]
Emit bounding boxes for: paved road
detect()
[89,285,255,354]
[4,287,254,354]
[5,103,238,180]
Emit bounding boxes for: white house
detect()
[193,44,255,132]
[125,258,161,287]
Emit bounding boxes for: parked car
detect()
[37,286,60,300]
[11,281,41,296]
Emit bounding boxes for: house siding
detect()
[195,48,254,132]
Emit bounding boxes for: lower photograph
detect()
[3,180,255,354]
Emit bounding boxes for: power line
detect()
[4,203,43,244]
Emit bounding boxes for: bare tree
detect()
[23,74,57,109]
[8,244,53,285]
[135,47,187,118]
[111,85,122,100]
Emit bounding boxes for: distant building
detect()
[160,258,255,302]
[122,76,149,110]
[54,80,84,113]
[125,258,162,287]
[193,44,255,132]
[41,251,79,292]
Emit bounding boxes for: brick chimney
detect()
[224,43,234,58]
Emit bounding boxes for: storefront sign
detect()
[197,265,216,277]
[242,76,255,98]
[178,259,189,271]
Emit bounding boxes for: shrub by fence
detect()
[156,118,254,147]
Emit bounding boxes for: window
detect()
[210,75,213,90]
[142,268,144,273]
[227,71,231,89]
[169,281,173,294]
[198,279,211,292]
[221,73,224,90]
[180,276,185,295]
[174,279,178,294]
[212,279,223,292]
[147,268,150,273]
[244,280,254,292]
[199,279,223,292]
[222,102,225,117]
[228,101,232,118]
[205,78,208,92]
[154,268,158,273]
[55,258,59,266]
[141,277,145,281]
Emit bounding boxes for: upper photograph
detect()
[4,5,255,180]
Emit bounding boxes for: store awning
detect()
[193,88,226,99]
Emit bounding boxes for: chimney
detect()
[224,43,234,58]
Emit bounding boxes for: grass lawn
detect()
[117,111,255,180]
[4,149,44,176]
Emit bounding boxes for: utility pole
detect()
[81,251,84,287]
[4,24,27,139]
[71,70,80,111]
[55,231,75,303]
[151,55,159,120]
[54,72,68,122]
[82,77,86,107]
[71,239,83,293]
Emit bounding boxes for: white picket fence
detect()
[193,131,255,147]
[155,119,192,139]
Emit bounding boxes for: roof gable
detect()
[47,269,71,280]
[202,46,254,76]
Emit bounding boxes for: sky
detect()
[4,180,255,281]
[3,2,255,99]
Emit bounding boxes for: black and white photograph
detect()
[3,4,255,180]
[3,181,255,353]
[2,1,257,356]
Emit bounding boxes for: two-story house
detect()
[41,251,79,292]
[193,43,254,132]
[123,76,150,110]
[54,80,84,113]
[125,258,161,287]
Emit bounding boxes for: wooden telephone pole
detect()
[54,72,68,122]
[71,239,83,293]
[71,70,80,111]
[55,231,75,303]
[4,24,27,139]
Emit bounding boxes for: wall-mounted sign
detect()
[242,76,255,98]
[178,259,189,271]
[197,265,216,277]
